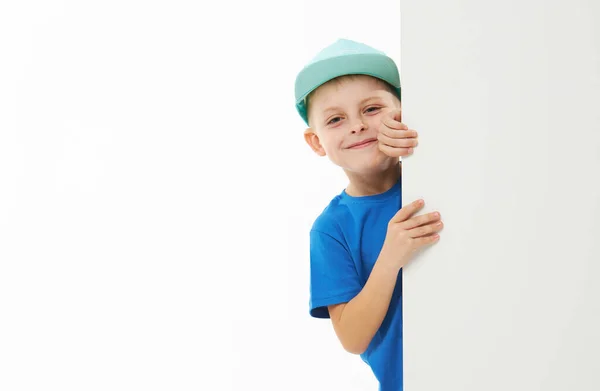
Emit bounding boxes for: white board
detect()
[401,1,600,390]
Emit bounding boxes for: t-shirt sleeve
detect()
[309,228,363,319]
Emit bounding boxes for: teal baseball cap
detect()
[294,38,401,125]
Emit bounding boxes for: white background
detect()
[3,1,598,391]
[402,1,600,390]
[0,0,397,390]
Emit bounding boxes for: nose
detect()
[350,119,367,134]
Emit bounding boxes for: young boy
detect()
[294,39,444,390]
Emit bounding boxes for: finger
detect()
[407,220,444,239]
[402,211,441,230]
[378,142,414,158]
[381,114,409,131]
[379,126,418,140]
[413,234,441,246]
[378,132,419,148]
[389,199,424,224]
[379,122,417,138]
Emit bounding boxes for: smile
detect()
[347,138,377,149]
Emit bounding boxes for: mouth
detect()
[346,138,377,149]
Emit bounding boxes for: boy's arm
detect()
[328,256,400,355]
[328,200,443,355]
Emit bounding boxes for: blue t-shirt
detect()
[309,179,403,391]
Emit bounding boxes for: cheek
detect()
[334,133,348,150]
[367,114,383,129]
[320,131,344,151]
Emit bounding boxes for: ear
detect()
[304,128,326,157]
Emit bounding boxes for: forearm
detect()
[332,257,400,354]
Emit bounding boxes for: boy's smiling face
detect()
[304,75,401,175]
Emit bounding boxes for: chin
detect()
[344,153,397,174]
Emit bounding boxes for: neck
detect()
[344,160,402,197]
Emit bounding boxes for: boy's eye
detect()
[365,106,382,113]
[327,117,342,125]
